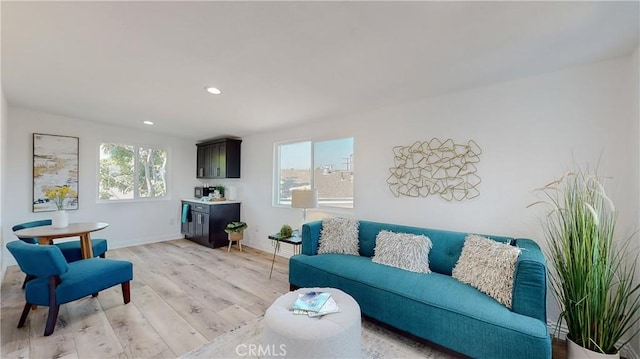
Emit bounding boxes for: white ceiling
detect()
[2,1,638,141]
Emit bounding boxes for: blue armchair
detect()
[6,240,133,336]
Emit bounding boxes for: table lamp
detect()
[291,189,318,224]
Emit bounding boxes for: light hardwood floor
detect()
[2,239,570,359]
[1,239,291,358]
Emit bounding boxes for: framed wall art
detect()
[33,133,79,212]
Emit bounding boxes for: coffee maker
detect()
[194,186,212,198]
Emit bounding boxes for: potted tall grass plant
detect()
[531,170,640,358]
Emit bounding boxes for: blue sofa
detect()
[289,220,551,359]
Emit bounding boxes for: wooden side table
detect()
[268,231,302,279]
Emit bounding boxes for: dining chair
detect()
[6,240,133,336]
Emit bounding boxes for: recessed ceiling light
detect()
[205,87,221,95]
[143,121,154,125]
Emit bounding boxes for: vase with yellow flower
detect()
[45,185,76,228]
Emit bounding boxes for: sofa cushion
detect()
[358,221,489,275]
[318,217,359,255]
[452,234,521,308]
[372,230,432,273]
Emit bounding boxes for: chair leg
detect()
[99,254,105,258]
[121,281,130,304]
[21,274,35,289]
[44,305,60,336]
[18,302,31,328]
[92,293,99,297]
[43,275,60,336]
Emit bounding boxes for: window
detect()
[275,137,353,208]
[99,143,168,200]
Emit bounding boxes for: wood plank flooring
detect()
[1,239,290,359]
[2,239,569,359]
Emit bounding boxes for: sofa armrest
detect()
[512,238,548,324]
[301,221,322,256]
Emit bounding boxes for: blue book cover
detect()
[290,291,332,312]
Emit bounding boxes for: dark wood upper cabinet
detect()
[196,138,241,179]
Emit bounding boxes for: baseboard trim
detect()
[547,320,638,359]
[108,233,183,250]
[241,239,296,259]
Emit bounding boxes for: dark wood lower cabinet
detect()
[181,201,240,248]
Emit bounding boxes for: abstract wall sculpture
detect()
[387,139,482,201]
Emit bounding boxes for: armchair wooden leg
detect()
[99,254,106,258]
[92,293,99,297]
[121,281,130,304]
[44,305,60,336]
[21,274,34,289]
[43,275,61,336]
[18,302,31,328]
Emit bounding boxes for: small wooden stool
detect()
[227,232,243,252]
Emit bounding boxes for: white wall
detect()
[632,45,640,359]
[0,90,7,277]
[2,107,196,266]
[0,0,4,279]
[240,56,638,344]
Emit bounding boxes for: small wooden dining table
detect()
[13,222,109,259]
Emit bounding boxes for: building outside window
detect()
[275,137,353,208]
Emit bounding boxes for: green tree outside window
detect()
[99,143,167,200]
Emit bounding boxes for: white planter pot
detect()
[567,338,619,359]
[52,210,69,229]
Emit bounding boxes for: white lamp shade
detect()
[291,189,318,209]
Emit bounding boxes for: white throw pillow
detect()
[452,234,521,308]
[372,230,432,274]
[318,217,359,255]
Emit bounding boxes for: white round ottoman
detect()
[263,287,362,358]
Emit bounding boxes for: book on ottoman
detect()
[290,291,331,312]
[290,291,341,317]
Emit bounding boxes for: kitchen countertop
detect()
[182,198,241,205]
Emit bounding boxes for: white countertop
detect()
[182,198,241,205]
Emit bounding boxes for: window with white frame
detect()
[275,137,353,208]
[99,143,168,200]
